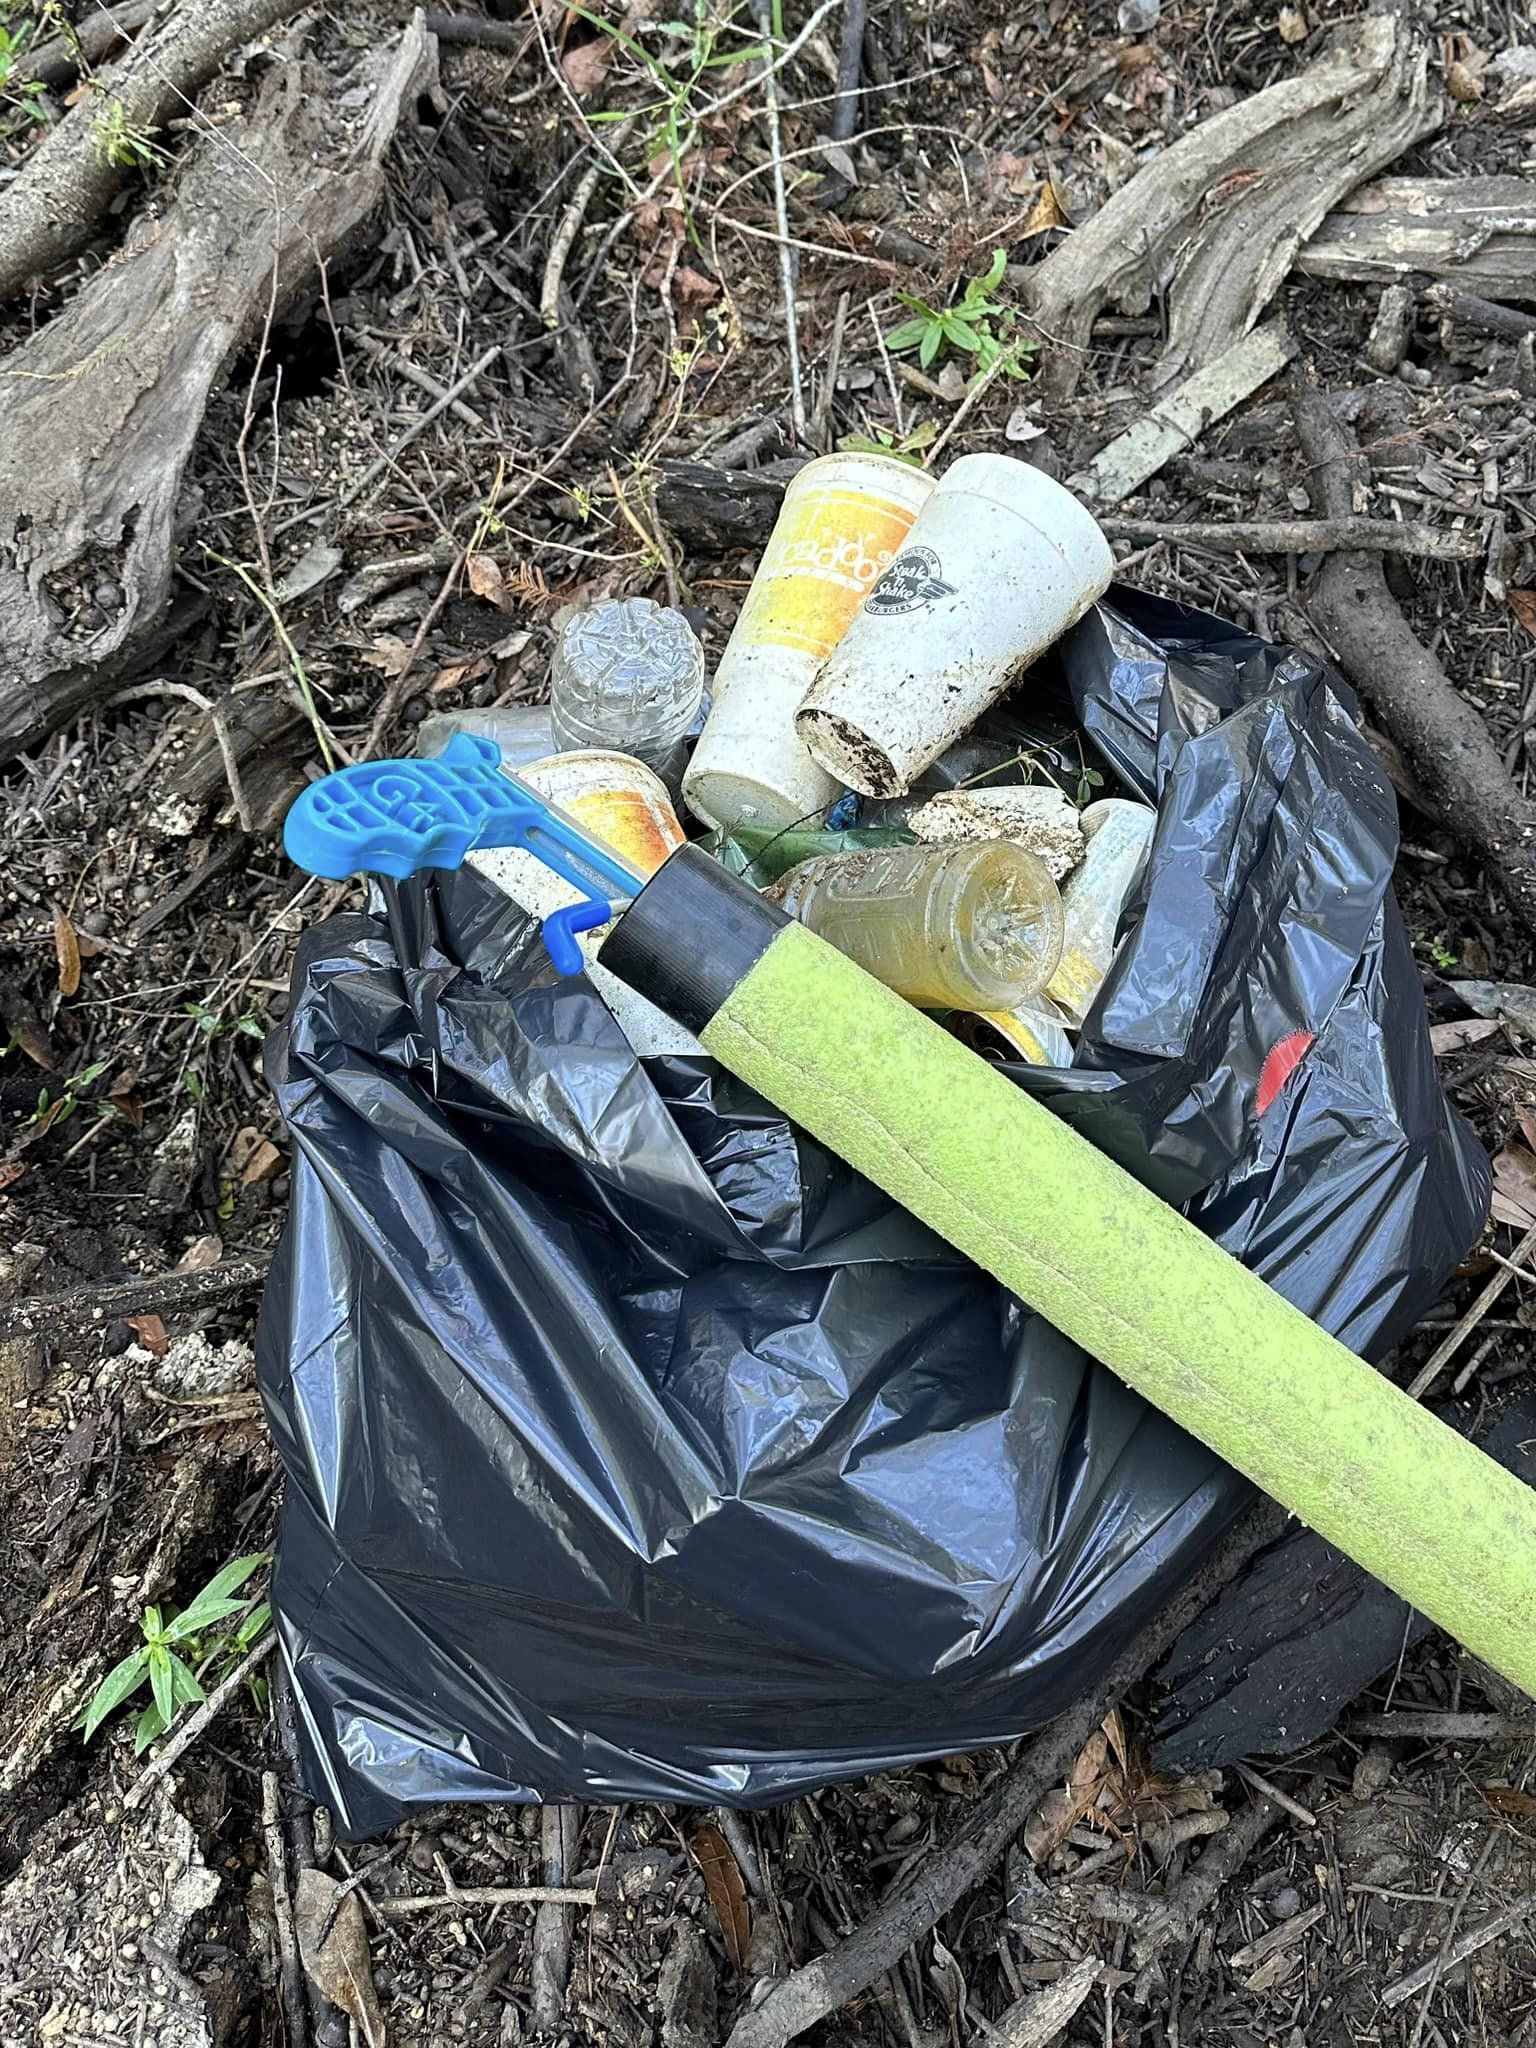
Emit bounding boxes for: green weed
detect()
[80,1554,270,1753]
[884,250,1037,382]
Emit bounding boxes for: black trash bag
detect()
[258,589,1489,1837]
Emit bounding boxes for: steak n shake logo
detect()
[863,545,957,615]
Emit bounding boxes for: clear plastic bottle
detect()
[775,839,1064,1012]
[418,703,556,768]
[549,598,705,786]
[1045,798,1157,1023]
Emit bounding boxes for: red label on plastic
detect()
[1255,1030,1316,1117]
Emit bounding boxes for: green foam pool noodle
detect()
[602,859,1536,1697]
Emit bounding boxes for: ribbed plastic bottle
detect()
[775,839,1064,1012]
[549,598,705,788]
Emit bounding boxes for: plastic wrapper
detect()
[258,587,1489,1837]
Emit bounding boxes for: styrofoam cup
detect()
[795,454,1113,798]
[682,453,936,833]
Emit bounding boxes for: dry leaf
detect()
[561,33,614,96]
[1070,1727,1110,1792]
[1509,590,1536,637]
[673,264,721,304]
[54,908,81,999]
[0,1161,24,1193]
[1448,58,1485,102]
[1480,1785,1536,1818]
[981,61,1006,104]
[361,634,413,677]
[430,658,489,694]
[1277,4,1307,42]
[990,151,1037,198]
[690,1825,751,1972]
[108,1085,144,1130]
[1023,1784,1088,1863]
[1518,1106,1536,1155]
[175,1234,224,1273]
[989,1958,1101,2048]
[241,1138,283,1187]
[296,1869,387,2048]
[1101,1705,1130,1776]
[1021,175,1066,237]
[125,1314,169,1358]
[466,554,506,606]
[1429,1017,1503,1055]
[1492,1144,1536,1229]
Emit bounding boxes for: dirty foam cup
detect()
[795,454,1114,799]
[682,453,935,833]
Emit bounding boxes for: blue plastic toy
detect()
[282,733,641,976]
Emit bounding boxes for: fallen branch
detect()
[0,0,309,307]
[1098,514,1481,560]
[723,1501,1285,2048]
[1348,1710,1536,1741]
[1297,177,1536,304]
[1022,15,1437,397]
[1406,1217,1536,1399]
[0,1252,273,1342]
[262,1768,313,2048]
[421,10,526,49]
[372,1885,599,1916]
[1290,369,1536,935]
[1427,283,1536,342]
[532,1804,581,2028]
[15,0,157,90]
[1382,1897,1535,2008]
[1070,326,1296,504]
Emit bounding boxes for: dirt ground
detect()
[2,0,1536,2042]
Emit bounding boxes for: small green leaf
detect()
[235,1015,264,1040]
[82,1649,149,1740]
[167,1597,242,1640]
[238,1602,273,1648]
[168,1653,205,1707]
[141,1603,164,1643]
[980,247,1007,291]
[941,315,983,352]
[134,1700,168,1754]
[168,1554,266,1638]
[883,317,929,353]
[149,1644,174,1728]
[918,323,941,368]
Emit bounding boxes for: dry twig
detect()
[0,1253,273,1342]
[263,1768,312,2048]
[723,1502,1285,2048]
[126,1633,277,1810]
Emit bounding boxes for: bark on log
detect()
[0,0,310,306]
[1020,15,1438,398]
[654,458,806,552]
[0,16,438,765]
[1296,178,1536,304]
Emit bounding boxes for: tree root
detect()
[1289,368,1536,935]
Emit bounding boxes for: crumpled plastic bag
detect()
[258,587,1488,1837]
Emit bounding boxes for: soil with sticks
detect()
[3,0,1536,2043]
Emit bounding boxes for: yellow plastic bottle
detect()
[775,840,1064,1012]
